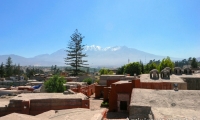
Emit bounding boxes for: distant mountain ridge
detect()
[0,45,190,67]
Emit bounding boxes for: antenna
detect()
[128,58,130,64]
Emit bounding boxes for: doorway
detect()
[120,101,127,111]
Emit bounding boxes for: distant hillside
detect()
[197,57,200,61]
[0,45,184,67]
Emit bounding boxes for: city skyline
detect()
[0,0,199,58]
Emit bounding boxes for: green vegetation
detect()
[5,57,13,77]
[51,65,61,75]
[191,57,198,68]
[124,62,142,76]
[83,77,93,85]
[44,75,66,93]
[116,65,125,74]
[158,57,174,72]
[174,57,199,68]
[0,62,5,77]
[144,62,158,73]
[0,57,24,78]
[26,68,44,78]
[101,101,109,107]
[99,68,113,75]
[116,56,200,74]
[65,29,88,76]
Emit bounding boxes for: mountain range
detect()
[0,45,199,67]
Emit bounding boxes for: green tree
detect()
[116,65,125,74]
[158,57,174,71]
[13,64,21,76]
[144,62,157,73]
[99,68,113,75]
[140,61,144,74]
[26,68,35,78]
[65,29,88,76]
[51,65,60,75]
[5,57,13,77]
[44,75,66,93]
[0,62,5,77]
[83,77,93,85]
[124,62,141,76]
[191,57,198,68]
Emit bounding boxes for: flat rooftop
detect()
[0,108,107,120]
[140,74,185,83]
[36,108,106,120]
[11,93,88,101]
[180,73,200,78]
[130,88,200,119]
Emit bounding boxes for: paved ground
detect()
[89,94,104,110]
[89,94,129,120]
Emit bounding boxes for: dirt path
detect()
[89,94,104,110]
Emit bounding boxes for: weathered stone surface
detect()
[129,88,200,119]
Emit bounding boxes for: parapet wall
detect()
[0,100,22,117]
[182,77,200,90]
[0,98,89,117]
[140,82,187,90]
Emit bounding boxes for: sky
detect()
[0,0,199,58]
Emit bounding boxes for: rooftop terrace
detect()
[140,74,186,83]
[130,88,200,119]
[11,93,88,101]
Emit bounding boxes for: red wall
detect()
[109,82,133,112]
[107,80,120,87]
[107,79,173,112]
[0,98,89,117]
[103,87,111,102]
[95,85,106,98]
[71,83,96,97]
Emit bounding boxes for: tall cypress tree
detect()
[0,62,5,77]
[5,57,13,77]
[191,57,198,68]
[65,29,88,76]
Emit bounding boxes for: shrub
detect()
[83,78,92,85]
[99,68,113,75]
[44,75,66,93]
[101,101,109,107]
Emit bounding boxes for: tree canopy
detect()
[65,29,88,76]
[5,57,13,77]
[82,77,93,85]
[99,68,113,75]
[124,62,141,76]
[158,57,174,71]
[191,57,198,68]
[0,63,5,77]
[44,75,66,93]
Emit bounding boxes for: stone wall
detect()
[129,106,151,119]
[183,78,200,90]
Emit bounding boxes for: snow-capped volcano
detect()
[84,45,121,51]
[0,45,183,67]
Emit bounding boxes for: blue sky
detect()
[0,0,199,58]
